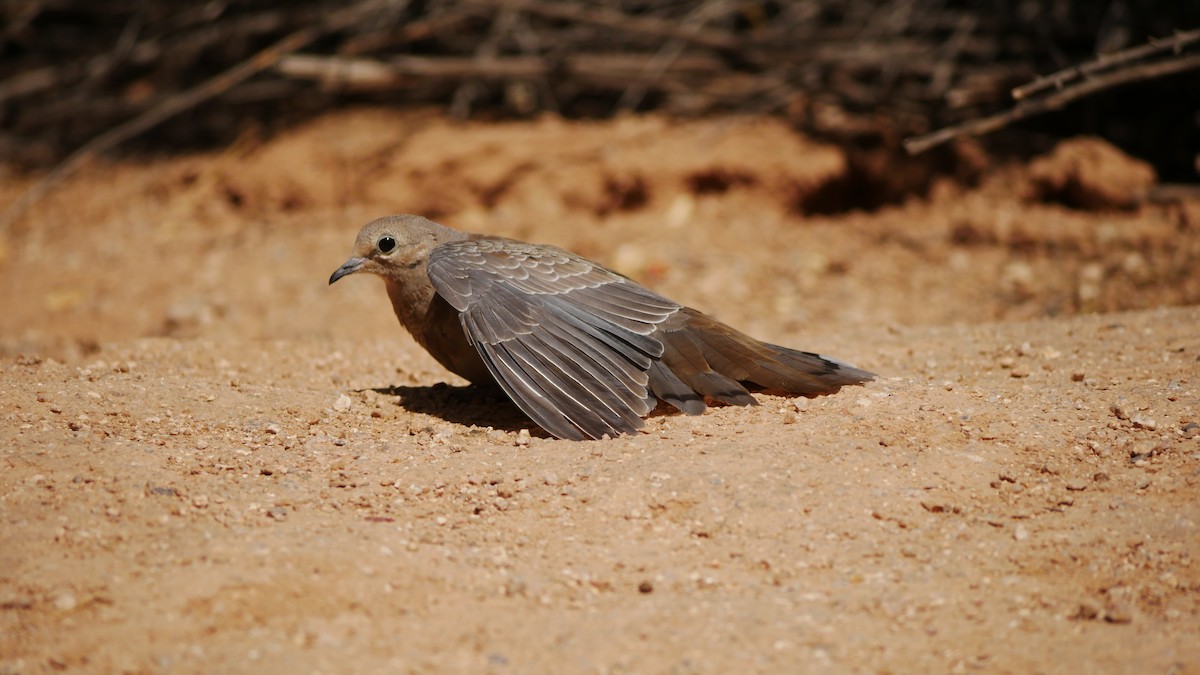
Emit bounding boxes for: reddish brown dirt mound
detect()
[1025,136,1157,210]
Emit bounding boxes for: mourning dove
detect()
[330,214,874,440]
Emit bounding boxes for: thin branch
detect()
[450,6,519,119]
[277,53,724,86]
[0,66,63,103]
[460,0,744,52]
[905,52,1200,155]
[340,8,482,55]
[1013,27,1200,100]
[616,0,732,113]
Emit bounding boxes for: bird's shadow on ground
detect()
[366,382,688,438]
[367,382,535,434]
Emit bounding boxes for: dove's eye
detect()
[377,236,397,253]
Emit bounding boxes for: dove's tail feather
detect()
[647,308,875,415]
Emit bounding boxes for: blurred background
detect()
[3,0,1199,184]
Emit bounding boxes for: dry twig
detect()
[1013,28,1200,100]
[905,44,1200,155]
[461,0,744,52]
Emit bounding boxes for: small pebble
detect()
[1104,603,1133,624]
[1073,602,1100,620]
[333,394,352,412]
[1071,371,1085,382]
[1130,416,1157,431]
[504,579,527,597]
[1013,525,1029,541]
[1065,480,1087,491]
[54,592,77,612]
[637,581,654,594]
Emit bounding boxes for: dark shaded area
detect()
[1,0,1198,202]
[794,143,976,214]
[368,382,535,434]
[686,168,757,195]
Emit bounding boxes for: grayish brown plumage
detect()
[330,214,875,440]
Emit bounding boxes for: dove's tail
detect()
[646,308,875,415]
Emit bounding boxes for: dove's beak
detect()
[329,257,367,285]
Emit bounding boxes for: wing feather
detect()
[427,237,679,440]
[526,319,652,415]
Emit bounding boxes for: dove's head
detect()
[329,214,456,284]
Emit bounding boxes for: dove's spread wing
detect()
[427,237,679,440]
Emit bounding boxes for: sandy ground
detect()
[1,111,1198,673]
